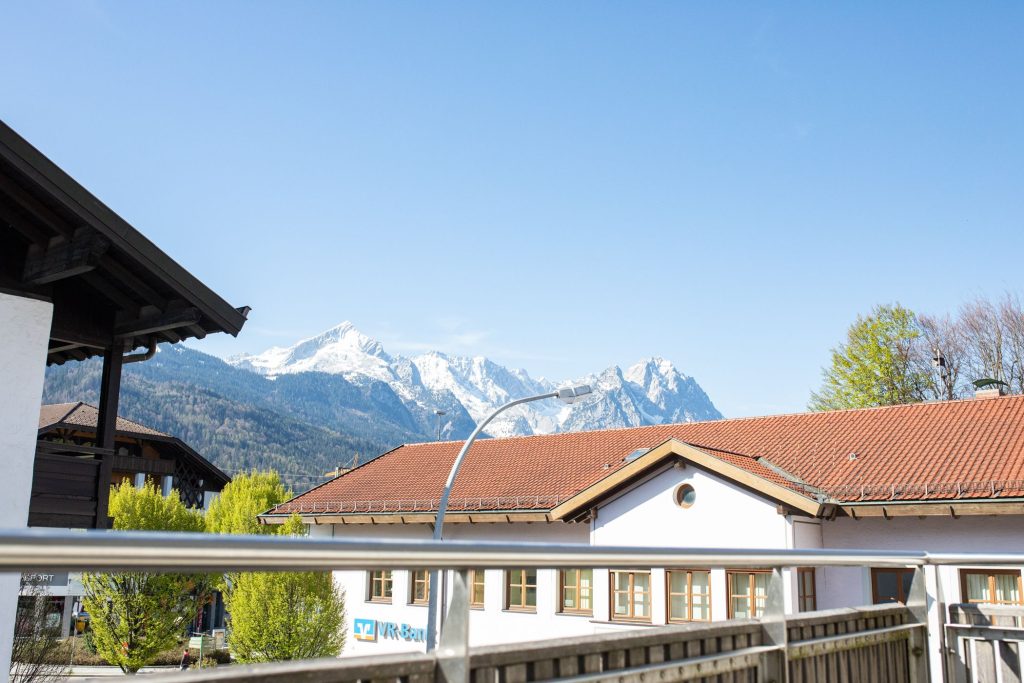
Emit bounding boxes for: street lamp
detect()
[434,409,447,441]
[425,384,594,651]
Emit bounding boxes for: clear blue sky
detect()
[3,3,1022,418]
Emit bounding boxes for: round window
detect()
[674,483,696,508]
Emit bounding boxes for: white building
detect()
[262,393,1024,677]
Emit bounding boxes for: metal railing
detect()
[4,529,1024,682]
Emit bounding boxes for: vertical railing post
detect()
[906,566,931,683]
[436,569,470,683]
[758,567,789,683]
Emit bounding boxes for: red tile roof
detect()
[270,394,1024,515]
[39,402,169,438]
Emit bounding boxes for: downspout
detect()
[123,338,157,364]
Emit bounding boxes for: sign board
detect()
[23,573,69,587]
[353,617,425,643]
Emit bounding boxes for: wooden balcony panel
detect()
[110,454,174,475]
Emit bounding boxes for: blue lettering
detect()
[400,624,411,640]
[385,623,398,639]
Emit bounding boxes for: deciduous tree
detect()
[221,515,345,662]
[810,304,925,410]
[81,482,210,674]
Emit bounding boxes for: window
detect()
[728,571,770,618]
[559,569,593,614]
[505,569,537,611]
[611,571,652,622]
[960,570,1024,606]
[667,569,710,622]
[470,570,485,608]
[797,568,817,612]
[410,570,430,605]
[674,484,696,508]
[871,568,915,604]
[368,570,393,602]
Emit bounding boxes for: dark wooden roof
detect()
[0,120,249,364]
[38,401,231,490]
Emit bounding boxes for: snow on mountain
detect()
[227,322,722,438]
[230,322,395,383]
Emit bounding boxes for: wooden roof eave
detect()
[0,120,249,346]
[549,438,823,521]
[841,499,1024,518]
[258,511,554,526]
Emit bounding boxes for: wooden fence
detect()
[126,604,924,683]
[946,604,1024,683]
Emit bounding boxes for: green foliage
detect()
[82,482,212,674]
[109,480,205,533]
[223,513,345,662]
[810,304,926,411]
[206,471,292,536]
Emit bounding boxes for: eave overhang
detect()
[259,511,554,526]
[841,499,1024,519]
[0,120,249,364]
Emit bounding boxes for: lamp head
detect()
[557,384,593,405]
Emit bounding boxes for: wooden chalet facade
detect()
[0,119,249,530]
[32,402,229,528]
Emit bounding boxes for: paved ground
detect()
[62,665,184,677]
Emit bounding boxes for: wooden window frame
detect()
[797,568,817,612]
[558,569,594,615]
[870,568,916,605]
[469,570,485,609]
[959,569,1024,606]
[504,569,537,612]
[610,570,653,623]
[666,569,712,623]
[368,570,393,603]
[726,570,771,618]
[409,570,430,606]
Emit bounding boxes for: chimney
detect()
[975,387,1003,400]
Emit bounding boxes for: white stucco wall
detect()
[316,460,1024,681]
[0,292,53,674]
[321,522,605,656]
[593,463,799,617]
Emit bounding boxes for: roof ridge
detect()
[61,401,86,424]
[400,394,1024,449]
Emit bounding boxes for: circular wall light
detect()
[674,483,696,509]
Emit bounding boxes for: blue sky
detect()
[3,3,1022,418]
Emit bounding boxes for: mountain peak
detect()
[227,323,722,436]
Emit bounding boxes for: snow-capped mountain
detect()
[229,322,722,437]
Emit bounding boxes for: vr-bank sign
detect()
[354,618,426,643]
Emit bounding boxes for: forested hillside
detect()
[43,346,424,489]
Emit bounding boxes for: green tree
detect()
[206,470,291,536]
[81,482,210,674]
[810,304,926,411]
[222,515,345,662]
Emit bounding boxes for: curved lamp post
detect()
[425,384,593,652]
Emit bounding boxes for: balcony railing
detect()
[3,529,1023,682]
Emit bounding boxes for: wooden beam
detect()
[82,271,140,314]
[114,306,200,338]
[22,228,110,285]
[0,198,49,244]
[0,172,73,238]
[95,345,124,530]
[840,501,1024,518]
[99,255,166,308]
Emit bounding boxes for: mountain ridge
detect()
[229,321,722,438]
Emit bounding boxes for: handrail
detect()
[2,528,1024,573]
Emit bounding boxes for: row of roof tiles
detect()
[272,394,1024,516]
